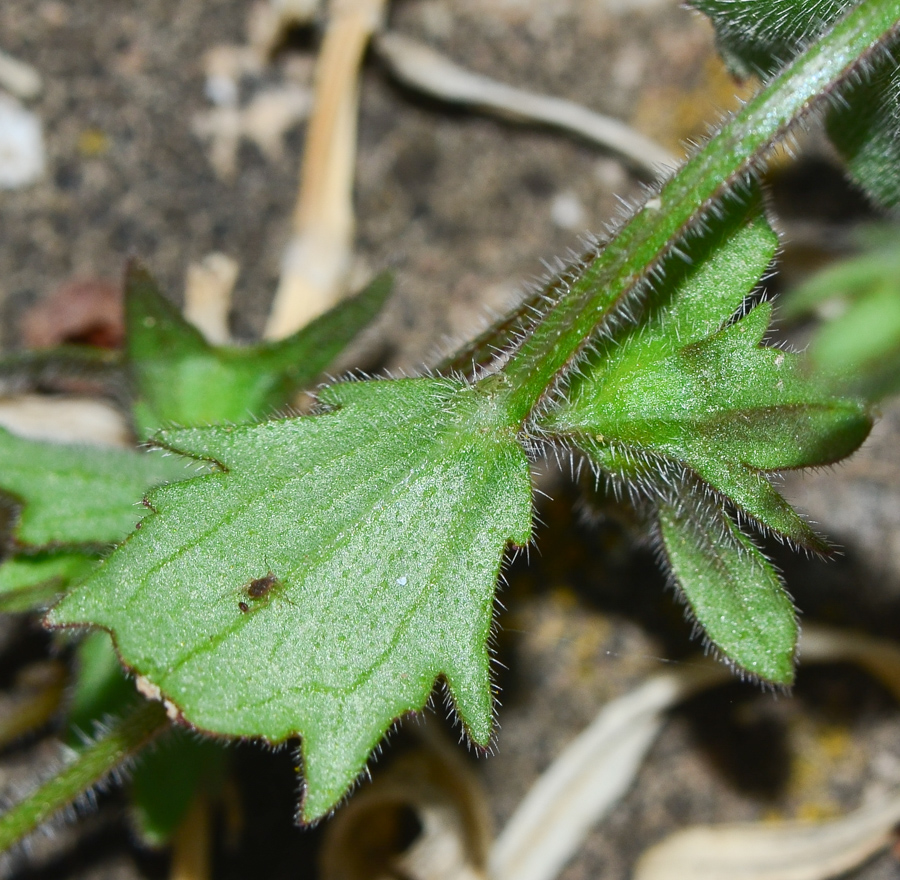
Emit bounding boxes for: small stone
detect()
[550,190,587,230]
[0,93,44,189]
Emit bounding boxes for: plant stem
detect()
[0,700,169,853]
[496,0,900,422]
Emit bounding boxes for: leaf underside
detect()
[49,377,532,820]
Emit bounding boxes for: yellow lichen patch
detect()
[784,720,862,821]
[77,128,110,157]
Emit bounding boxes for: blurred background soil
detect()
[2,1,900,878]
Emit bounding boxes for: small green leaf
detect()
[67,631,137,743]
[781,226,900,400]
[126,263,392,437]
[130,731,227,847]
[0,551,98,612]
[0,428,203,547]
[538,195,870,679]
[540,198,869,548]
[657,492,797,684]
[49,377,532,820]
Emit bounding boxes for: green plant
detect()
[0,0,898,851]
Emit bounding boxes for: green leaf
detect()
[541,197,870,549]
[67,631,137,743]
[657,491,797,684]
[826,37,900,210]
[690,0,850,79]
[49,377,532,820]
[126,263,392,437]
[0,550,98,613]
[130,731,227,847]
[0,428,204,547]
[691,1,900,209]
[781,227,900,400]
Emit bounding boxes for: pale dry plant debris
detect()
[264,0,389,339]
[487,625,900,880]
[0,93,44,191]
[183,252,240,346]
[374,31,678,177]
[0,396,130,448]
[192,84,313,181]
[488,664,728,880]
[0,50,42,101]
[634,795,900,880]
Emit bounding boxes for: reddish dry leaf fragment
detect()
[22,277,124,349]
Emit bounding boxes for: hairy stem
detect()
[496,0,900,422]
[0,700,169,853]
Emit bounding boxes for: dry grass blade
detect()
[374,32,677,178]
[488,665,727,880]
[264,0,388,340]
[633,794,900,880]
[0,396,130,448]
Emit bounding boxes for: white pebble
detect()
[550,190,587,231]
[0,93,45,189]
[0,50,42,100]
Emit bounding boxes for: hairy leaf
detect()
[540,199,869,550]
[657,491,796,684]
[538,197,870,680]
[826,37,900,210]
[0,428,203,547]
[690,0,850,79]
[126,264,392,437]
[691,1,900,209]
[664,494,798,680]
[49,377,532,820]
